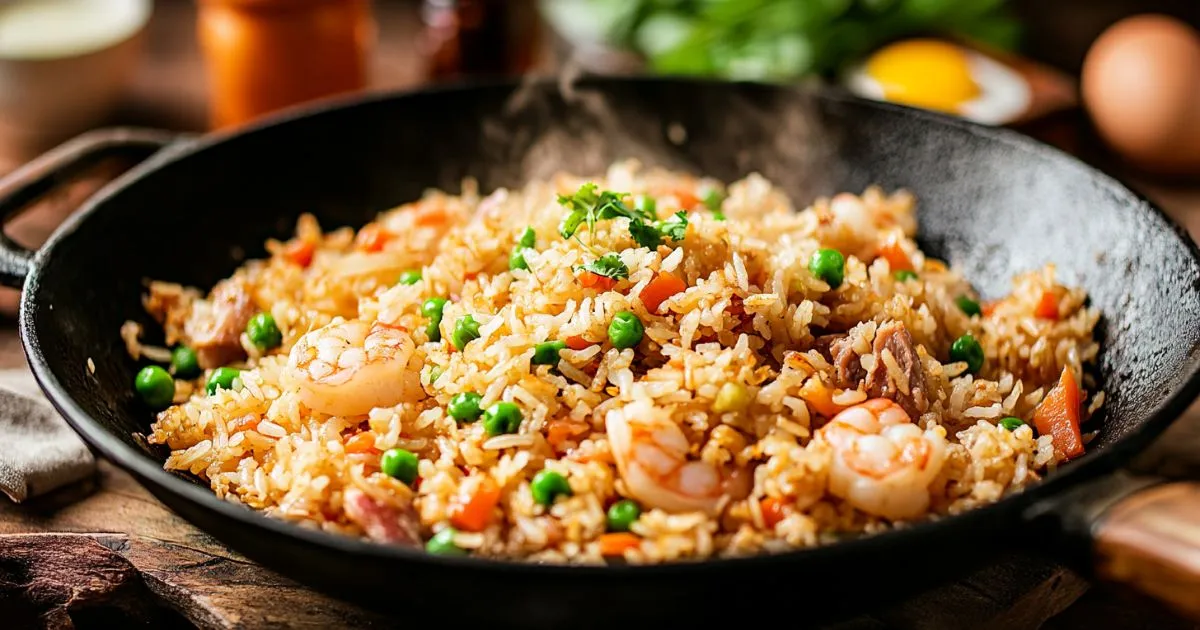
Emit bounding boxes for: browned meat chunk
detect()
[342,488,420,547]
[184,277,256,369]
[829,334,866,390]
[866,321,929,417]
[823,322,929,418]
[143,281,200,347]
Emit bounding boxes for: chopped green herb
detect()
[629,219,663,249]
[517,227,537,248]
[577,253,629,280]
[894,270,918,282]
[659,211,688,242]
[999,417,1025,431]
[509,248,530,271]
[635,195,657,216]
[703,189,726,220]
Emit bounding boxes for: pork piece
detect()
[342,488,420,547]
[828,334,867,390]
[183,277,256,369]
[865,321,929,417]
[826,322,929,418]
[142,281,200,347]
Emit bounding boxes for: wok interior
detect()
[31,78,1200,488]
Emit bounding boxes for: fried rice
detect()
[131,160,1103,563]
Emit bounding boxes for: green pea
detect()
[949,333,985,374]
[398,269,422,285]
[380,448,419,485]
[482,401,522,436]
[206,367,241,395]
[246,312,282,350]
[532,340,567,366]
[451,315,481,350]
[530,470,572,506]
[956,295,982,318]
[635,195,657,216]
[893,270,918,282]
[809,248,845,289]
[607,311,644,349]
[426,527,466,556]
[421,297,449,318]
[606,499,641,532]
[448,392,483,422]
[999,417,1026,431]
[422,297,448,342]
[170,346,201,379]
[134,365,175,409]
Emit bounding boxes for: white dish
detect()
[0,0,153,153]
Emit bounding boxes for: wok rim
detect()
[18,75,1200,578]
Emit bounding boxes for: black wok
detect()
[3,78,1200,627]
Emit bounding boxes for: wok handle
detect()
[0,127,183,289]
[1092,480,1200,619]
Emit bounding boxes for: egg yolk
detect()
[865,40,981,114]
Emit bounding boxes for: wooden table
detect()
[2,2,1200,629]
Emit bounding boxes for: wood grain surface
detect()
[1095,482,1200,620]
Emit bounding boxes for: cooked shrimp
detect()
[606,400,748,515]
[285,318,424,417]
[815,398,946,521]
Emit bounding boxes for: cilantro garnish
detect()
[557,183,678,248]
[659,211,688,242]
[577,253,629,280]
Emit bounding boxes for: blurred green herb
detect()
[540,0,1020,80]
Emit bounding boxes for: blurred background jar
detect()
[420,0,540,81]
[196,0,376,130]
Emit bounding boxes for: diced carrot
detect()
[799,378,846,419]
[282,239,315,268]
[565,335,594,350]
[761,497,787,529]
[578,271,616,291]
[671,188,701,210]
[1035,290,1059,320]
[1034,367,1084,459]
[546,419,589,450]
[450,477,501,532]
[640,271,687,313]
[598,532,642,556]
[345,431,378,454]
[355,223,390,252]
[981,301,999,317]
[877,239,913,272]
[414,204,448,227]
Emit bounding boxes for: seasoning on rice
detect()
[131,160,1103,563]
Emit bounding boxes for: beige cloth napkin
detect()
[0,368,96,502]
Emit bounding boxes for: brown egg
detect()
[1082,14,1200,175]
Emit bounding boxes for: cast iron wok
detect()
[3,77,1200,627]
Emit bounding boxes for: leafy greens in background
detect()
[539,0,1021,81]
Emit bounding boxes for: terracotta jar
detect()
[196,0,374,129]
